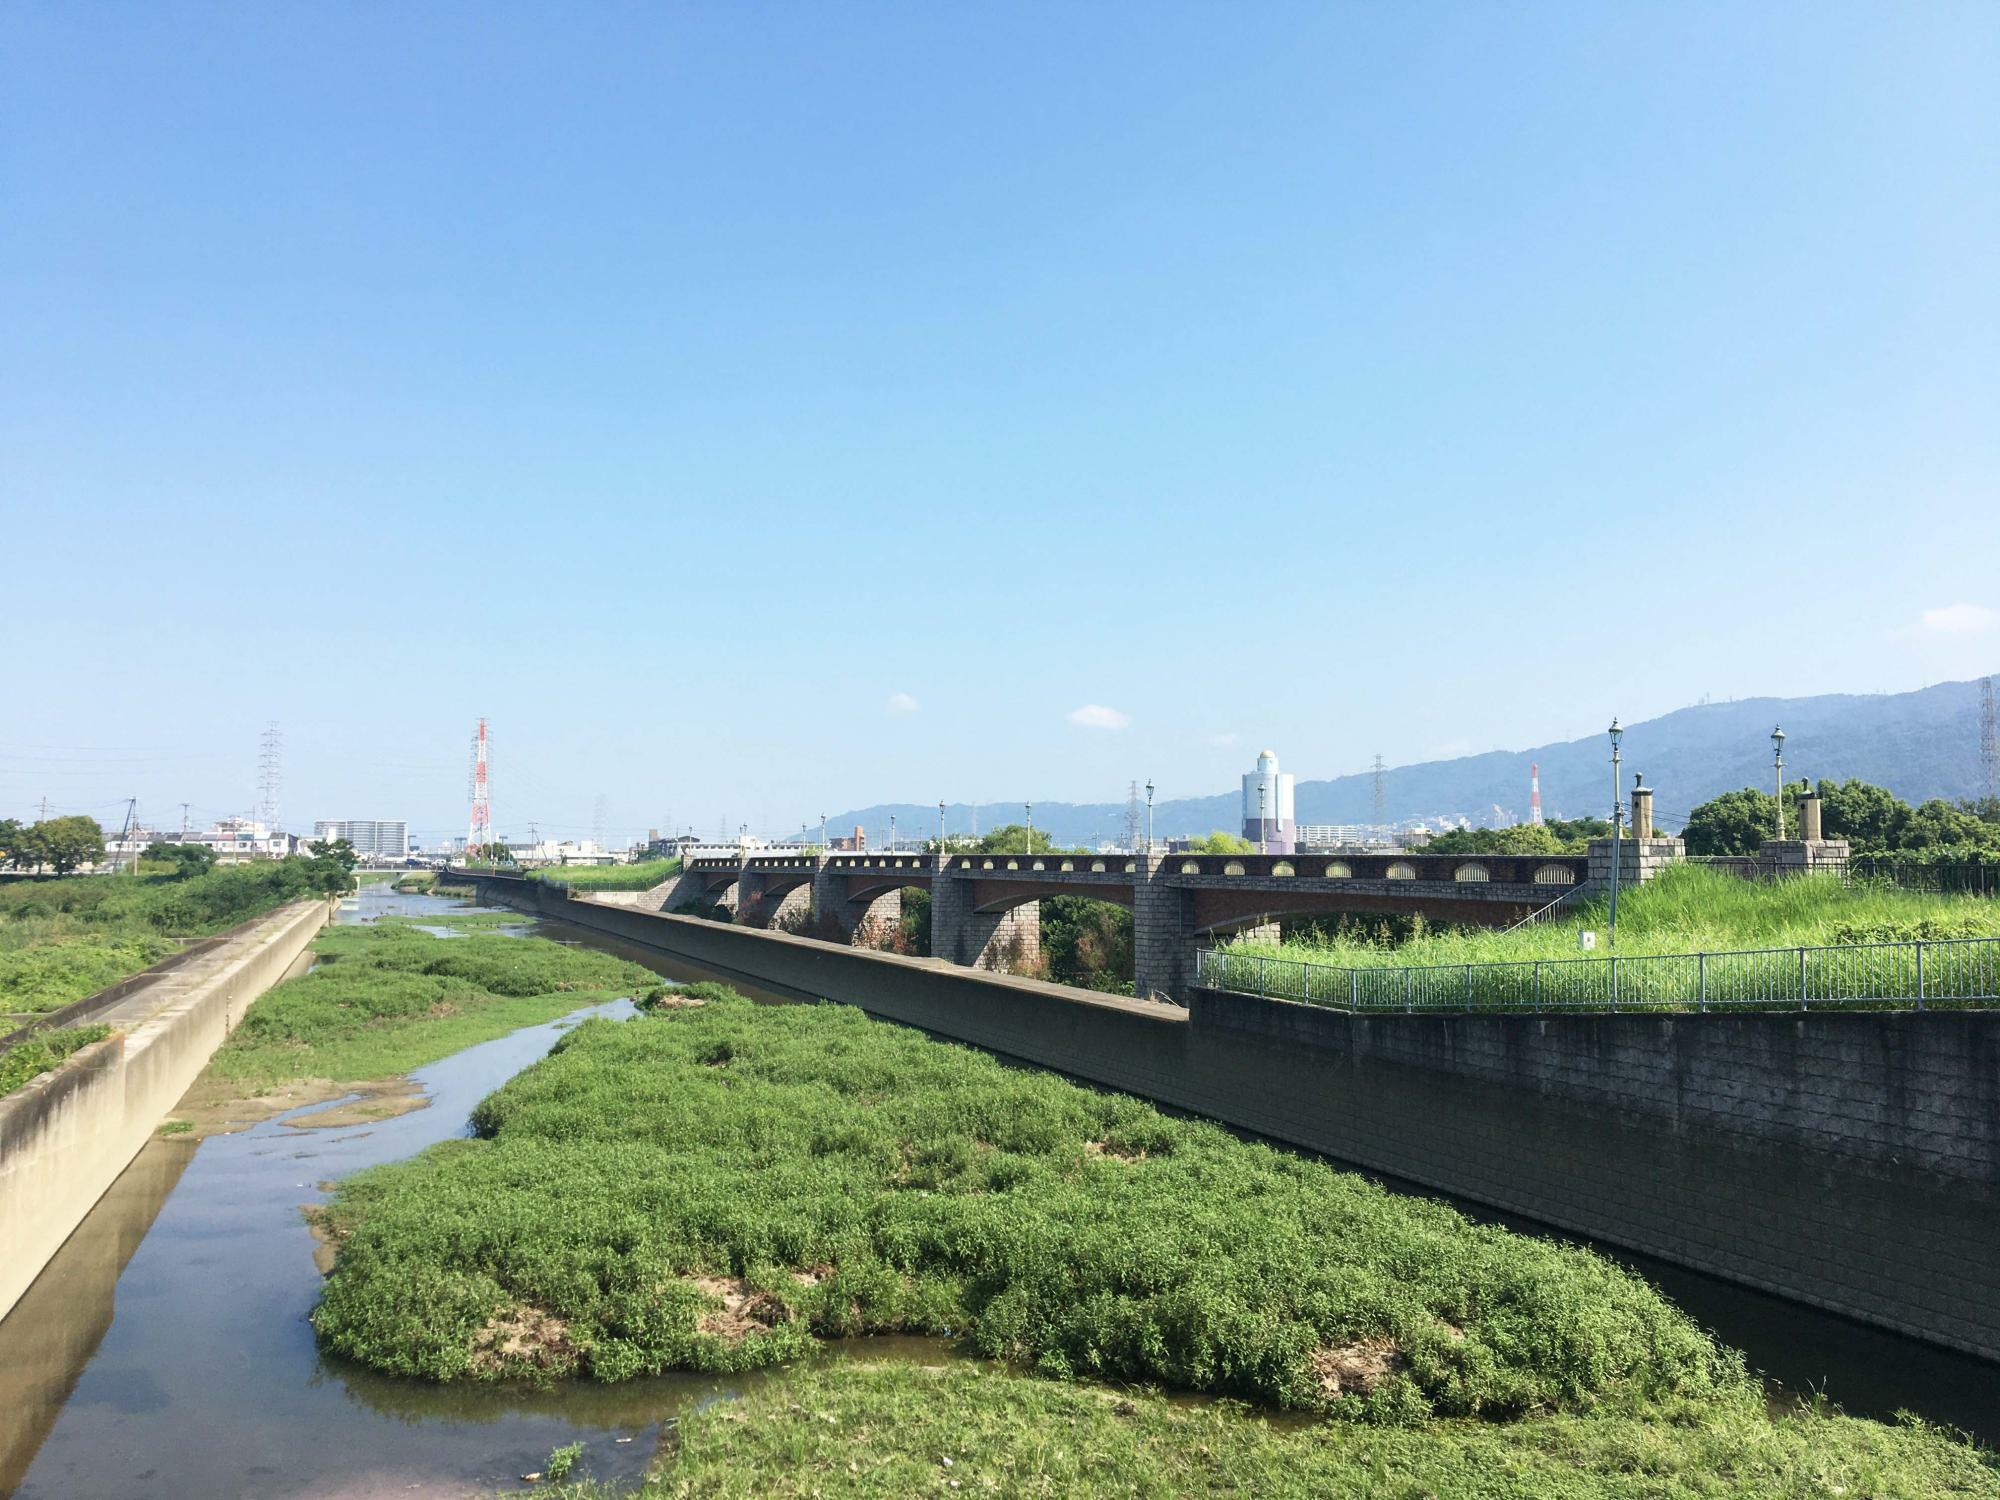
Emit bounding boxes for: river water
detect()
[2,884,1994,1497]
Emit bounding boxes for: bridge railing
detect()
[1195,935,2000,1014]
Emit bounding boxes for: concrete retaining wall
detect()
[0,897,333,1323]
[471,875,2000,1362]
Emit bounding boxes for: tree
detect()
[1181,830,1253,854]
[27,815,106,875]
[1681,786,1802,855]
[0,818,24,870]
[1423,824,1562,856]
[1900,798,1999,852]
[1816,778,1910,851]
[976,824,1062,855]
[144,840,219,877]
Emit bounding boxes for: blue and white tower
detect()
[1241,749,1296,853]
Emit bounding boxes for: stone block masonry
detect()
[472,873,2000,1363]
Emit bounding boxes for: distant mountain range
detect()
[802,675,1998,849]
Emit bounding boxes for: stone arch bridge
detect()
[645,848,1605,1000]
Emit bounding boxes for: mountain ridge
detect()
[799,675,1997,848]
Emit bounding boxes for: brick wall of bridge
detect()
[463,870,2000,1362]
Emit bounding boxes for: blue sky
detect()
[3,3,1996,845]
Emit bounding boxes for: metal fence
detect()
[1194,935,2000,1014]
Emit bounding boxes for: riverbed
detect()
[2,884,1994,1498]
[0,885,751,1498]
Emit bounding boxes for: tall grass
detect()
[210,924,659,1085]
[314,987,1738,1419]
[625,1361,1999,1500]
[0,1023,112,1097]
[0,861,334,1015]
[527,858,682,892]
[1237,864,2000,971]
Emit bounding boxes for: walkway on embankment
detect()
[0,896,333,1322]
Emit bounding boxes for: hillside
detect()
[804,675,1996,847]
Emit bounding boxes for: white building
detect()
[1240,750,1297,853]
[103,816,294,866]
[313,819,409,860]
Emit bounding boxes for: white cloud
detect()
[1919,603,1999,634]
[885,692,920,714]
[1067,704,1130,730]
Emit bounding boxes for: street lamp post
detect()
[820,813,827,847]
[889,814,896,853]
[1258,782,1268,856]
[1025,802,1033,856]
[1145,779,1155,854]
[1771,726,1787,840]
[1608,718,1624,949]
[938,800,946,851]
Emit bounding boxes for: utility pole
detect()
[1607,719,1623,949]
[118,797,138,876]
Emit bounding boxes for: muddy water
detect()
[0,885,879,1499]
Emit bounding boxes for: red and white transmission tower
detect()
[467,718,492,854]
[1528,761,1544,826]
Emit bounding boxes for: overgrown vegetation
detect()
[527,858,682,892]
[537,1359,1998,1500]
[314,987,1737,1420]
[0,857,352,1016]
[208,923,657,1086]
[1244,863,2000,972]
[1682,779,2000,857]
[0,1023,112,1096]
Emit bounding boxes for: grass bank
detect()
[206,922,658,1089]
[0,1023,112,1096]
[0,860,342,1017]
[527,858,682,892]
[1240,864,2000,971]
[539,1360,1998,1499]
[315,986,1736,1419]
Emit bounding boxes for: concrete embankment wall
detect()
[0,898,332,1323]
[475,875,2000,1362]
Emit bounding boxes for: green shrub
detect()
[0,1023,112,1096]
[314,989,1739,1420]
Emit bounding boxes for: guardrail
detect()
[1195,935,2000,1014]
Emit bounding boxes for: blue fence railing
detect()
[1195,935,2000,1014]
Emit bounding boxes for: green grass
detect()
[207,923,659,1086]
[314,987,1737,1420]
[1244,865,2000,971]
[542,1359,1993,1499]
[0,861,334,1016]
[0,1023,112,1096]
[527,858,682,892]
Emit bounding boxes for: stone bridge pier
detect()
[812,857,907,946]
[929,856,1041,972]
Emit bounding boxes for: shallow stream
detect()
[2,883,1993,1498]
